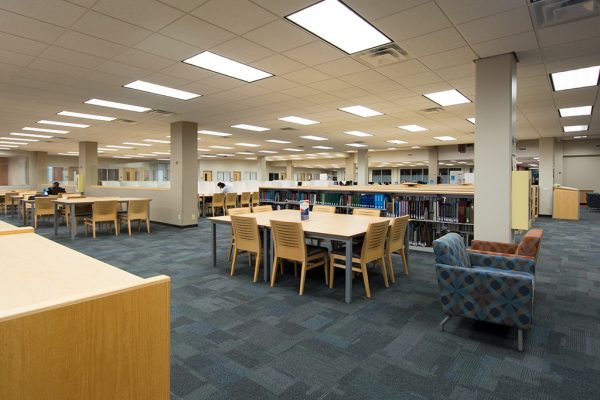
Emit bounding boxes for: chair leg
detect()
[299,261,307,295]
[34,214,38,229]
[253,251,261,283]
[128,220,132,236]
[92,222,96,239]
[115,220,119,236]
[227,237,234,261]
[230,249,238,276]
[138,219,141,231]
[380,257,389,288]
[329,255,335,288]
[387,253,395,283]
[360,262,371,298]
[440,315,451,331]
[401,248,409,275]
[270,256,279,287]
[323,256,328,285]
[146,218,150,233]
[517,329,524,352]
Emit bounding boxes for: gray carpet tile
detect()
[4,208,600,399]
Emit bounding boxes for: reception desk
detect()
[553,186,579,220]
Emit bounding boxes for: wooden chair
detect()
[3,191,16,215]
[251,191,260,207]
[33,197,54,228]
[270,220,329,295]
[251,205,272,213]
[226,207,251,262]
[118,200,150,236]
[330,220,390,298]
[312,204,336,213]
[240,192,251,208]
[19,193,35,220]
[230,215,262,282]
[352,208,381,217]
[84,201,119,239]
[224,192,238,214]
[385,215,410,282]
[206,193,225,216]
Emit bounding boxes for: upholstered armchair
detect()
[433,233,535,351]
[587,192,600,210]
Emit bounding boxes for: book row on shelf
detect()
[408,221,475,248]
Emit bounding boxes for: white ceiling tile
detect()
[344,0,430,21]
[313,58,368,76]
[253,76,299,91]
[362,80,406,94]
[72,11,152,47]
[537,15,600,48]
[192,0,278,35]
[458,6,532,45]
[375,2,451,42]
[393,71,444,88]
[39,46,107,69]
[435,63,474,81]
[0,31,48,56]
[376,59,430,79]
[283,41,344,67]
[472,31,538,58]
[140,72,192,88]
[243,20,314,53]
[307,78,353,92]
[158,0,209,12]
[252,54,304,75]
[94,0,183,31]
[420,46,477,70]
[282,68,331,84]
[0,0,87,27]
[339,70,388,86]
[280,86,322,98]
[436,0,525,24]
[246,0,315,17]
[0,61,22,76]
[113,48,175,70]
[399,27,467,57]
[541,36,600,63]
[95,60,153,79]
[160,15,235,48]
[0,48,34,67]
[0,9,65,44]
[135,33,201,61]
[199,74,247,90]
[516,49,543,67]
[160,62,214,81]
[54,31,127,58]
[210,37,274,63]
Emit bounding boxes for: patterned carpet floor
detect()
[4,208,599,399]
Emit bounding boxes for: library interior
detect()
[1,1,600,399]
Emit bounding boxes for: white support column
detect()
[286,160,294,181]
[30,151,48,189]
[474,53,517,242]
[78,141,97,192]
[428,147,439,184]
[256,156,267,182]
[170,121,198,226]
[554,138,563,186]
[539,137,555,215]
[345,156,355,182]
[356,149,368,185]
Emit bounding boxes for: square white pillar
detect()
[170,121,198,226]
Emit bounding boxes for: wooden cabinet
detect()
[553,186,579,220]
[512,171,531,230]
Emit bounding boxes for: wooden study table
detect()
[0,232,170,400]
[0,219,34,235]
[209,209,398,303]
[53,197,152,240]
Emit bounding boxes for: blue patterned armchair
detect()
[433,233,535,351]
[587,192,600,210]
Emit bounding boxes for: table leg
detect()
[211,222,216,267]
[22,200,26,226]
[10,199,15,218]
[262,228,269,282]
[345,238,353,304]
[70,204,76,240]
[29,201,35,227]
[268,228,274,282]
[53,203,58,235]
[404,225,410,265]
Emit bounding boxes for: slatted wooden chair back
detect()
[34,197,54,214]
[212,193,225,205]
[240,192,251,206]
[352,208,381,217]
[127,200,149,220]
[92,201,118,222]
[252,205,272,213]
[312,205,336,213]
[225,192,237,207]
[228,207,251,217]
[271,220,306,263]
[387,215,409,253]
[230,215,261,254]
[360,220,390,264]
[251,191,260,206]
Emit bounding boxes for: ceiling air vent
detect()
[145,109,175,117]
[355,43,409,68]
[529,0,600,28]
[281,127,298,131]
[422,107,445,114]
[114,118,139,125]
[518,146,527,151]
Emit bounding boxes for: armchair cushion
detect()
[469,240,518,255]
[515,229,543,259]
[587,192,600,209]
[468,252,536,275]
[433,232,471,269]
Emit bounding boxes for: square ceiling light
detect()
[466,117,476,124]
[266,139,291,144]
[183,51,272,82]
[235,143,261,147]
[38,120,89,128]
[10,132,51,138]
[286,0,391,54]
[386,140,407,144]
[300,135,328,141]
[398,124,427,132]
[423,89,471,106]
[278,116,319,125]
[344,130,372,137]
[346,143,367,147]
[558,105,592,117]
[551,66,600,91]
[312,146,333,149]
[84,99,151,112]
[23,127,69,134]
[198,130,232,137]
[434,136,457,141]
[231,124,269,131]
[124,80,201,100]
[563,125,588,132]
[339,105,383,117]
[58,111,116,121]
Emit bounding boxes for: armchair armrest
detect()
[470,240,518,254]
[435,263,534,329]
[468,252,536,274]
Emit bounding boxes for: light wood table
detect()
[0,219,34,235]
[0,232,170,399]
[19,195,58,226]
[53,197,152,240]
[209,209,402,303]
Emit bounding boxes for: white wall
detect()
[197,159,258,181]
[563,156,600,192]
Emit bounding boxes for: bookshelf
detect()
[258,184,474,251]
[512,171,532,231]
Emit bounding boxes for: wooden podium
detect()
[553,186,579,220]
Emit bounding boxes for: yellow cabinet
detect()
[512,171,531,230]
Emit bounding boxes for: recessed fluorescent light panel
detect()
[231,124,269,132]
[300,135,328,141]
[266,139,291,144]
[563,125,588,132]
[346,143,367,147]
[0,137,38,142]
[258,150,278,154]
[58,111,116,121]
[236,151,254,155]
[466,117,476,124]
[198,130,232,137]
[23,127,69,134]
[283,148,304,152]
[84,98,151,112]
[197,148,210,151]
[0,141,25,146]
[143,139,170,144]
[278,116,319,125]
[423,89,471,106]
[183,51,272,82]
[286,0,391,54]
[573,135,588,139]
[210,145,233,149]
[386,140,407,144]
[558,105,592,117]
[152,152,170,155]
[105,145,134,149]
[312,146,333,149]
[398,124,427,132]
[550,66,600,91]
[434,136,457,141]
[124,80,201,100]
[98,148,118,152]
[38,120,89,128]
[123,142,153,147]
[234,143,261,147]
[344,130,372,137]
[339,105,383,117]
